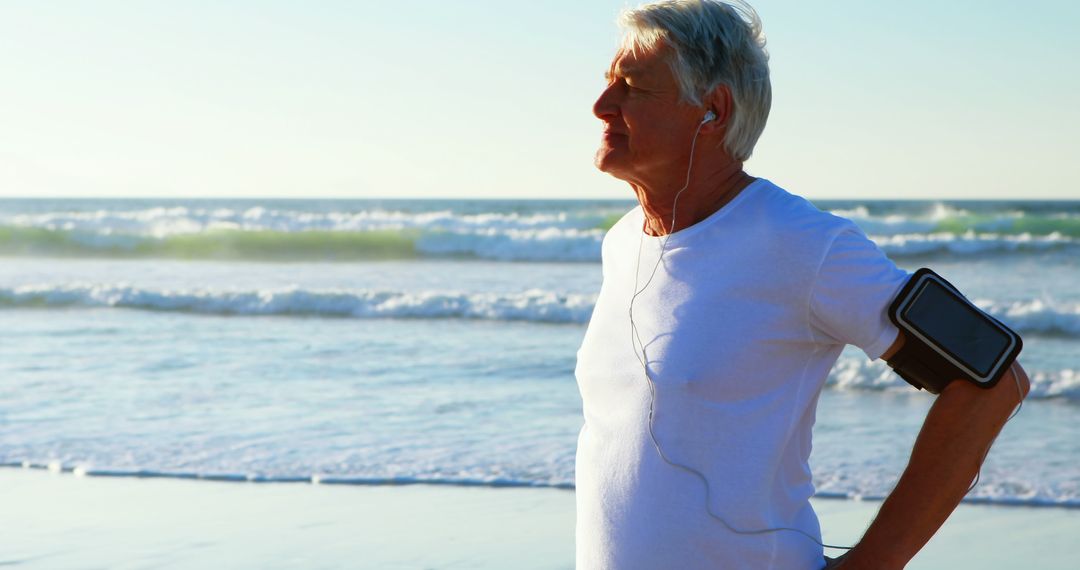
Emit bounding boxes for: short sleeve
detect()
[810,225,910,360]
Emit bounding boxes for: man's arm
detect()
[836,331,1030,570]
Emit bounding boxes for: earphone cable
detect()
[627,120,852,550]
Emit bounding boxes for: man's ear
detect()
[699,84,734,135]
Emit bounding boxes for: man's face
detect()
[593,45,702,186]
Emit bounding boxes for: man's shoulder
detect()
[742,179,859,240]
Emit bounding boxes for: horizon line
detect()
[0,195,1077,202]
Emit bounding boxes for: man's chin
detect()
[594,151,630,180]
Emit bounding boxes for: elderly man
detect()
[574,1,1029,569]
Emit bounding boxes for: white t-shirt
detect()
[574,179,909,570]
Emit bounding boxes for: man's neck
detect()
[636,163,754,237]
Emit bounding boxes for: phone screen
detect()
[903,280,1012,377]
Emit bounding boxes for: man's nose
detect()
[593,83,620,121]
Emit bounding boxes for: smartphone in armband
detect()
[887,268,1022,394]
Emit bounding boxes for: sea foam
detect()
[4,283,1079,337]
[0,283,597,323]
[3,204,1078,262]
[872,232,1073,257]
[6,462,1077,510]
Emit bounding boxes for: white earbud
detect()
[702,110,717,123]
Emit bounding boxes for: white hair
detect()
[619,0,772,161]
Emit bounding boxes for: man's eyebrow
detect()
[604,65,643,81]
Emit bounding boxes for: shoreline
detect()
[4,468,1079,569]
[4,463,1076,511]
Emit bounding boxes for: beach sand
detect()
[2,468,1076,569]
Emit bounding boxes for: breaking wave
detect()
[4,283,1078,335]
[4,283,1079,336]
[871,232,1074,257]
[0,283,596,324]
[3,202,1079,262]
[0,226,604,262]
[827,355,1080,401]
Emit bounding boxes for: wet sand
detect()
[2,468,1076,569]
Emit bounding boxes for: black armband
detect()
[886,268,1022,394]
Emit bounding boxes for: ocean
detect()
[1,195,1077,509]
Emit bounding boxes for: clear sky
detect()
[1,0,1077,200]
